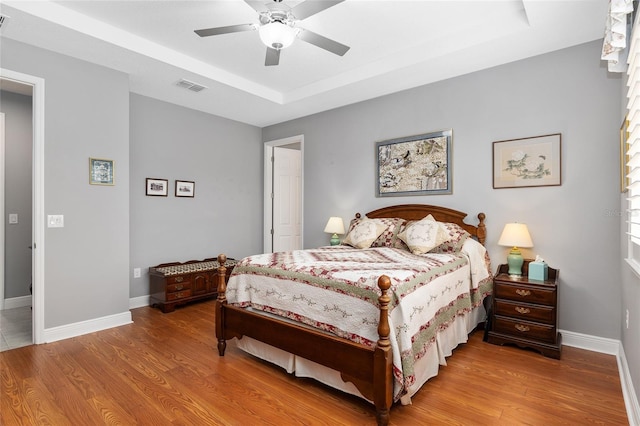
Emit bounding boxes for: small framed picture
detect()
[146,178,168,196]
[89,158,114,185]
[492,133,561,189]
[175,180,195,198]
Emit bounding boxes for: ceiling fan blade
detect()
[298,29,350,56]
[291,0,345,20]
[195,24,255,37]
[243,0,269,13]
[265,47,280,66]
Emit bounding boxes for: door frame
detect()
[1,68,45,344]
[0,113,4,311]
[263,135,304,253]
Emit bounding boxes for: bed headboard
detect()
[356,204,486,245]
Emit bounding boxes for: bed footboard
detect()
[214,254,393,426]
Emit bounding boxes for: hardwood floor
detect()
[0,299,629,425]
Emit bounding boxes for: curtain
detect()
[602,0,634,72]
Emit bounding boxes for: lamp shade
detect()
[498,223,533,276]
[259,22,298,49]
[324,217,345,235]
[498,223,533,248]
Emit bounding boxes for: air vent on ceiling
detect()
[0,14,10,31]
[176,79,207,93]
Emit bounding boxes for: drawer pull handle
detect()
[175,285,183,291]
[175,277,184,283]
[515,324,530,332]
[515,289,531,297]
[515,306,530,314]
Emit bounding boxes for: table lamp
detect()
[498,223,533,276]
[324,217,345,246]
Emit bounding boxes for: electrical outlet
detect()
[9,213,18,224]
[133,268,141,278]
[626,309,630,329]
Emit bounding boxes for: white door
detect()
[272,146,302,252]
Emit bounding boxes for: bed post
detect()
[216,254,227,356]
[477,213,486,245]
[374,275,393,426]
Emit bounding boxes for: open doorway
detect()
[0,80,33,350]
[264,135,304,253]
[0,68,45,348]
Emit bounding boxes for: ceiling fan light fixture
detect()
[259,22,298,50]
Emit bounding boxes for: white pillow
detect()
[343,219,387,249]
[398,216,450,254]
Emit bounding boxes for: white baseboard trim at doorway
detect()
[1,295,32,310]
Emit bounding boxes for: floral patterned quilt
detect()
[226,240,492,400]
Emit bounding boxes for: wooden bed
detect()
[214,204,487,425]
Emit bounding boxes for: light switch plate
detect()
[9,213,18,224]
[47,214,64,228]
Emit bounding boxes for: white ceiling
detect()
[0,0,609,127]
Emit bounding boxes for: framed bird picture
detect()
[492,133,561,189]
[376,129,453,197]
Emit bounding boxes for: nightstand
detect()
[487,261,561,359]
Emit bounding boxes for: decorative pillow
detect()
[345,217,404,248]
[398,216,450,255]
[342,219,387,249]
[430,222,471,253]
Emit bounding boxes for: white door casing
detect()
[0,113,4,310]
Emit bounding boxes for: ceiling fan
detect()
[195,0,350,66]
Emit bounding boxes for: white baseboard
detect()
[38,295,150,344]
[560,329,621,354]
[1,295,32,310]
[129,295,150,309]
[43,311,132,343]
[560,329,639,426]
[618,344,640,426]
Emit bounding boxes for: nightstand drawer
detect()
[494,299,555,324]
[494,281,555,305]
[493,315,556,343]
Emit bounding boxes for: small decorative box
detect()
[528,261,548,281]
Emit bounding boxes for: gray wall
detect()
[1,39,131,328]
[621,260,640,411]
[263,40,624,342]
[1,90,32,299]
[129,94,263,298]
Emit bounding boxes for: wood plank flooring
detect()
[0,299,629,425]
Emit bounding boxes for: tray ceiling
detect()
[0,1,609,127]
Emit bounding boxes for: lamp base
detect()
[330,233,340,246]
[506,248,524,276]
